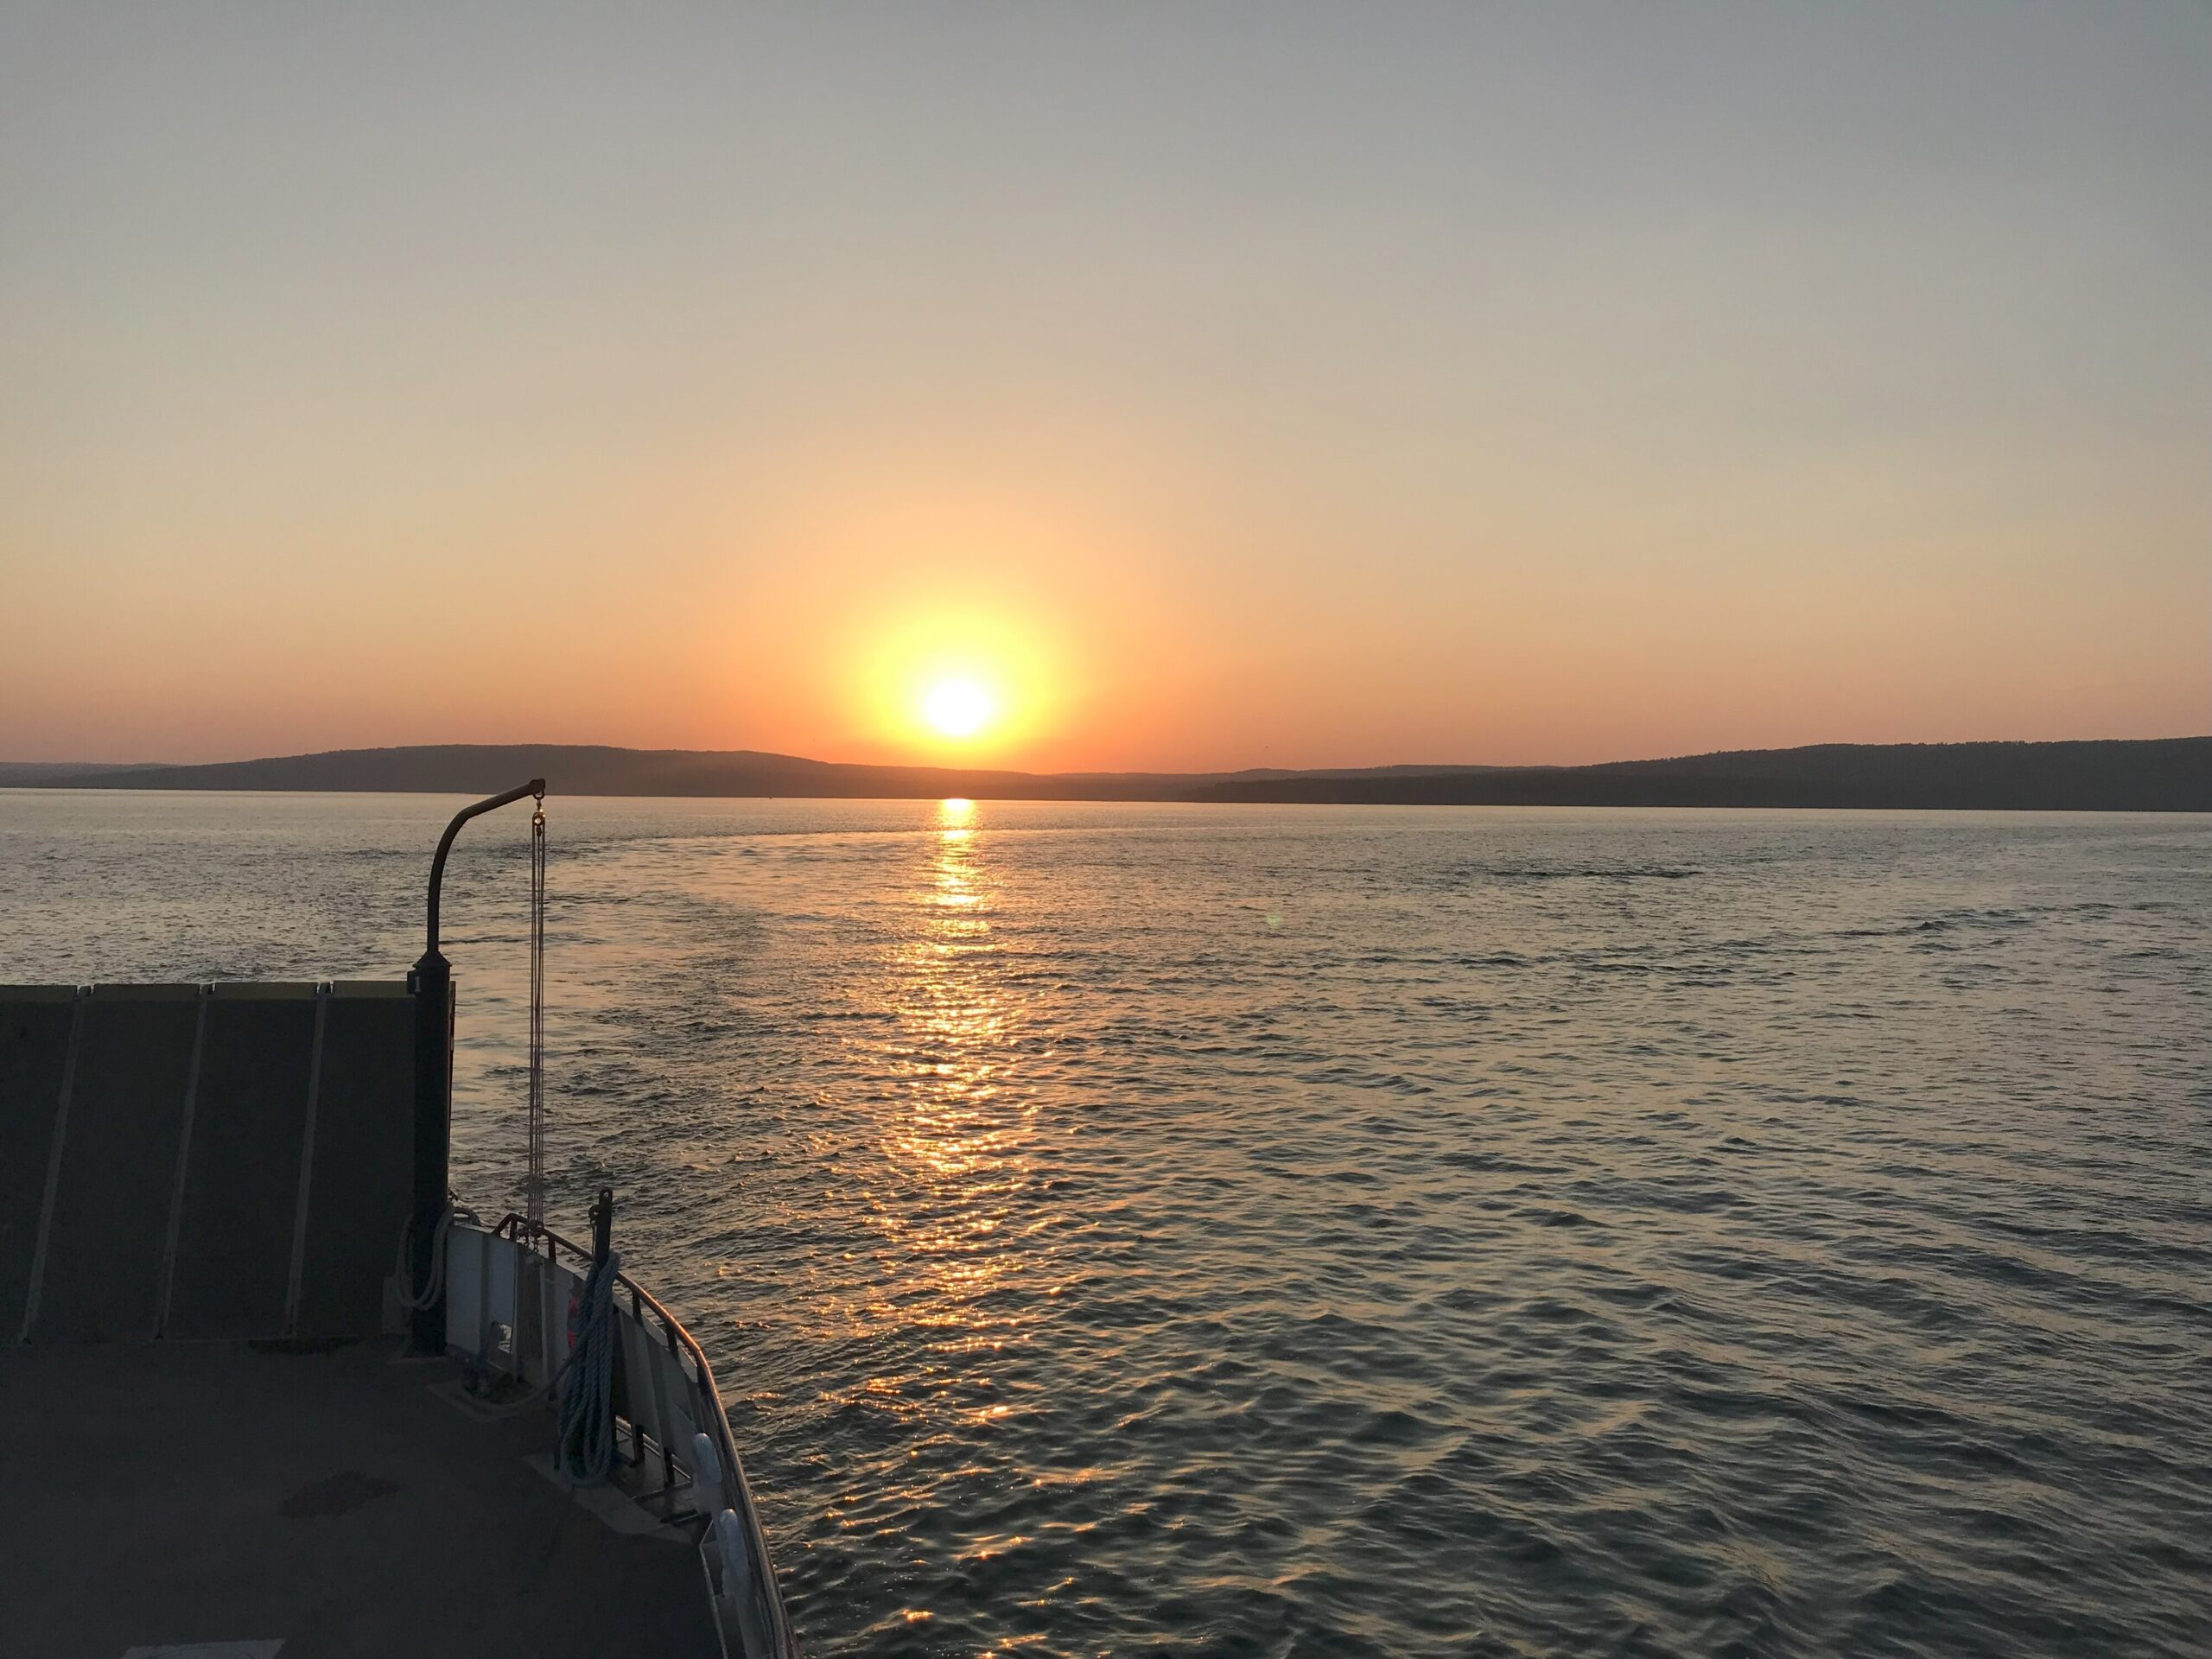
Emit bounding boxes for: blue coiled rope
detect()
[557,1247,621,1482]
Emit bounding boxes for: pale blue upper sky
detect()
[3,3,2206,766]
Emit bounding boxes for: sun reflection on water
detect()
[855,797,1049,1421]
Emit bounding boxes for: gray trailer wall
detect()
[2,982,421,1344]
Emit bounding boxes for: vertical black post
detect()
[406,946,454,1355]
[588,1185,627,1432]
[590,1185,614,1267]
[405,778,545,1357]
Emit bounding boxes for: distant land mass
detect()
[3,738,2207,811]
[0,761,145,783]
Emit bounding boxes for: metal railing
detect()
[466,1213,798,1659]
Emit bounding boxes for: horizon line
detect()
[8,730,2209,782]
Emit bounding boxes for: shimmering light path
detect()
[4,792,2208,1656]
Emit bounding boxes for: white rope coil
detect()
[392,1201,472,1312]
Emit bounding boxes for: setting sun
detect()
[844,602,1066,760]
[922,678,996,741]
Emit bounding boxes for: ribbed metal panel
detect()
[294,983,415,1337]
[0,988,77,1339]
[165,985,321,1339]
[4,980,419,1344]
[32,987,200,1342]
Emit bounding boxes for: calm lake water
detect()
[3,790,2209,1657]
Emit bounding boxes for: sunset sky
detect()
[3,3,2206,772]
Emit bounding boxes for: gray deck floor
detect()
[0,1337,718,1659]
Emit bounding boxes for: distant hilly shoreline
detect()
[4,738,2207,811]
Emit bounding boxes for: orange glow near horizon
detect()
[842,600,1072,762]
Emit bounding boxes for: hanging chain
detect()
[527,790,547,1227]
